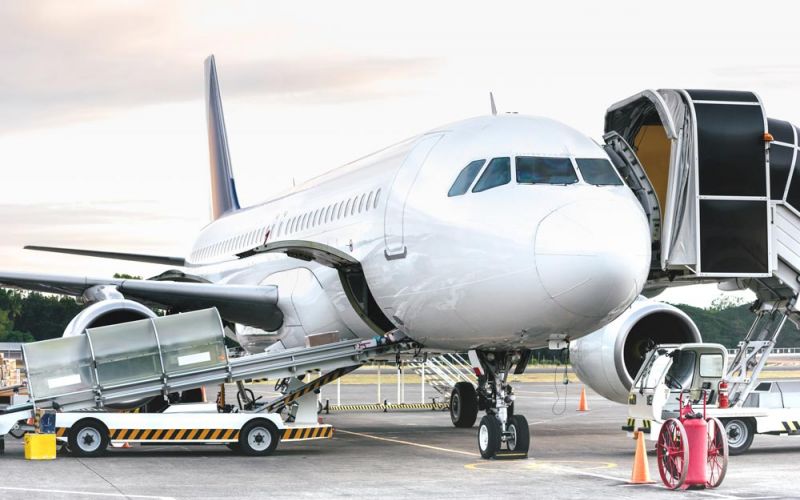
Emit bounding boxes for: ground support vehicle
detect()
[627,301,800,454]
[0,308,415,456]
[52,401,332,457]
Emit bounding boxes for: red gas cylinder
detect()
[683,416,709,487]
[718,381,729,409]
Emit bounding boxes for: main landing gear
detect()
[449,350,531,459]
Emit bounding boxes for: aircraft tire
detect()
[478,415,501,459]
[450,382,478,428]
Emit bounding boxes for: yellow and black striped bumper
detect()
[281,426,333,441]
[782,421,800,434]
[326,402,449,412]
[56,425,334,442]
[56,427,241,442]
[621,418,651,434]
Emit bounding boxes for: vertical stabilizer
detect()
[205,55,240,220]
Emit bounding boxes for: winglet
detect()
[489,92,497,116]
[205,55,241,221]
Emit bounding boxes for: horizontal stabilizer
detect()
[24,246,186,267]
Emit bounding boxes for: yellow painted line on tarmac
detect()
[465,459,616,473]
[337,429,479,457]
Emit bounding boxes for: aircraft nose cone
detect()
[534,197,650,319]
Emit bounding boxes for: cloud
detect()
[0,201,201,251]
[711,65,800,90]
[0,2,439,133]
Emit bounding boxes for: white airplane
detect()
[8,57,772,459]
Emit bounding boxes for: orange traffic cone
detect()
[630,431,655,484]
[121,442,131,449]
[577,386,589,411]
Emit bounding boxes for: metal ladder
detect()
[603,131,662,260]
[406,353,474,400]
[726,299,794,406]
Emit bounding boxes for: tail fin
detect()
[204,55,240,220]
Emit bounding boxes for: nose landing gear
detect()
[463,350,531,459]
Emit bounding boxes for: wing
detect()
[0,271,283,331]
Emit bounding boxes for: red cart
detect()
[656,390,728,489]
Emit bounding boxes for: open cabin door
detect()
[605,89,772,278]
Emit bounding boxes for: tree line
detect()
[0,289,82,343]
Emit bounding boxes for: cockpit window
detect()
[576,158,624,186]
[448,160,485,197]
[516,157,578,185]
[472,157,511,193]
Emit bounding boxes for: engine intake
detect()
[62,299,157,337]
[569,296,700,403]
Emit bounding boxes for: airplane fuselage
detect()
[184,115,651,352]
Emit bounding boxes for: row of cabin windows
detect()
[191,188,382,261]
[447,156,623,196]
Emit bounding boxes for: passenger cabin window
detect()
[472,157,510,193]
[448,160,486,196]
[575,158,623,186]
[516,157,578,185]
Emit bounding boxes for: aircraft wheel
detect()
[450,382,478,428]
[506,414,530,456]
[478,415,501,459]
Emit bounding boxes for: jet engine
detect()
[62,299,157,337]
[569,296,701,404]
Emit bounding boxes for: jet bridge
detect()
[605,89,780,280]
[12,308,409,413]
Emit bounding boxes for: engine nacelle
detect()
[569,296,701,404]
[62,299,158,337]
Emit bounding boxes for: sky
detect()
[1,0,795,306]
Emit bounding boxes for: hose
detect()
[551,348,570,415]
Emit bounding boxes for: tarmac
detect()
[1,380,799,499]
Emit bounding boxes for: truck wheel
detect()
[723,418,753,455]
[450,382,478,428]
[239,419,279,456]
[68,420,109,457]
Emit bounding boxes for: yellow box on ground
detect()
[24,433,56,460]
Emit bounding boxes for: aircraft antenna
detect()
[489,92,497,116]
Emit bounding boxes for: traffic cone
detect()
[577,386,589,411]
[630,431,655,484]
[121,442,131,449]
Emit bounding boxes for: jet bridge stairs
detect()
[606,89,800,393]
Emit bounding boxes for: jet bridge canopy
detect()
[605,89,771,277]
